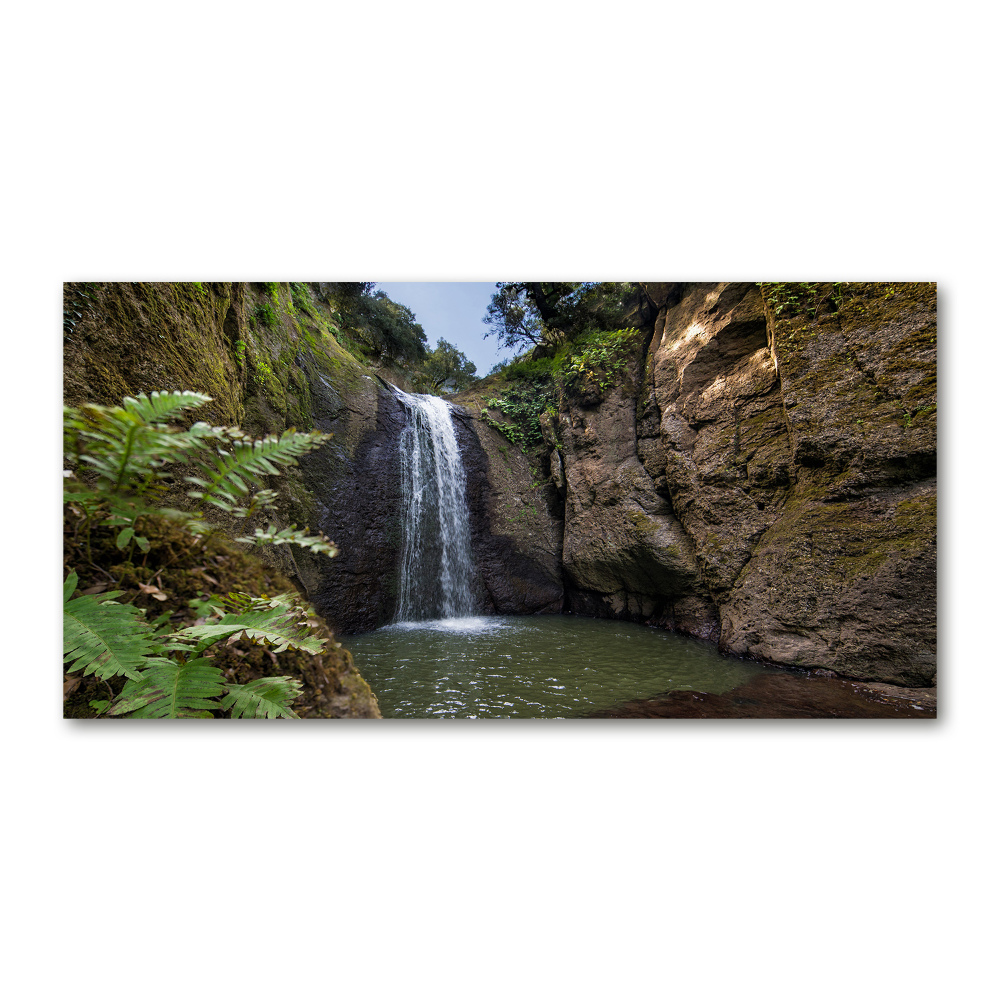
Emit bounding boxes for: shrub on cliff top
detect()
[482,282,641,354]
[482,328,640,447]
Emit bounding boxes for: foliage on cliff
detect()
[310,281,428,365]
[482,282,643,352]
[471,282,649,446]
[415,338,477,393]
[465,327,644,447]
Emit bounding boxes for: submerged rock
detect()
[588,672,936,719]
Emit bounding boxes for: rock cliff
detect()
[456,281,936,686]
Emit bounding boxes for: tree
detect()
[482,282,641,353]
[482,283,548,352]
[420,339,477,393]
[310,281,376,303]
[310,283,428,364]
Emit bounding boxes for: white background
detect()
[4,2,994,998]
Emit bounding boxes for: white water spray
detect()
[394,389,478,621]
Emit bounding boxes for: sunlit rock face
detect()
[704,283,936,685]
[642,282,935,684]
[464,281,936,685]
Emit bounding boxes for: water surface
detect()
[343,614,774,718]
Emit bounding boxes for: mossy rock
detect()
[63,281,246,426]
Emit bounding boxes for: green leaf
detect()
[177,602,326,655]
[63,588,161,681]
[121,390,214,424]
[187,430,331,510]
[221,677,303,719]
[110,657,226,718]
[116,526,134,549]
[236,523,339,558]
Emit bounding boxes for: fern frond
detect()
[221,677,303,719]
[177,602,326,655]
[109,657,226,718]
[213,592,301,614]
[65,401,219,496]
[63,573,161,681]
[236,523,339,558]
[121,390,214,424]
[186,430,331,511]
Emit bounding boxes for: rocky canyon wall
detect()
[460,281,936,686]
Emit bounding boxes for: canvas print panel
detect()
[63,282,936,719]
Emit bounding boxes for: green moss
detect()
[766,282,936,439]
[291,282,321,322]
[760,282,825,319]
[252,302,279,329]
[702,531,723,553]
[762,488,935,586]
[894,494,937,537]
[63,281,247,427]
[628,510,659,535]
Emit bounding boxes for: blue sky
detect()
[376,282,512,376]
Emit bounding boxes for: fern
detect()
[64,386,341,720]
[178,602,325,655]
[109,657,227,718]
[236,523,339,557]
[122,389,215,424]
[61,584,328,717]
[63,572,167,681]
[64,585,328,717]
[185,429,331,512]
[64,392,217,493]
[221,677,303,719]
[64,390,336,559]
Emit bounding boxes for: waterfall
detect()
[393,389,478,621]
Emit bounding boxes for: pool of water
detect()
[342,614,775,718]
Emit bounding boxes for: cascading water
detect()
[393,388,478,621]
